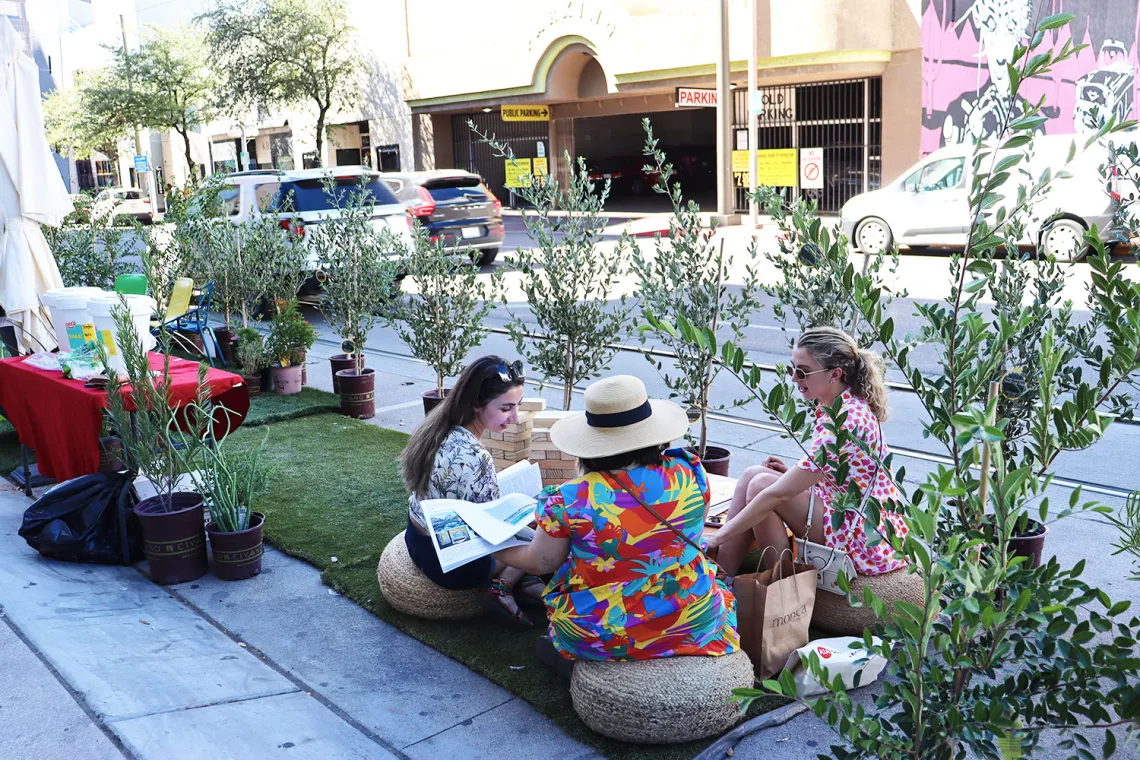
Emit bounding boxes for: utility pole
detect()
[119,15,158,212]
[715,0,733,221]
[748,0,759,228]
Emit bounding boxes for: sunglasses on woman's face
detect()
[785,364,830,382]
[494,360,525,383]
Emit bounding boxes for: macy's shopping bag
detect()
[784,636,888,697]
[733,551,818,680]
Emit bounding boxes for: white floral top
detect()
[408,426,500,531]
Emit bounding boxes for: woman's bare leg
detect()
[713,465,780,576]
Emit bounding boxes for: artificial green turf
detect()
[241,387,340,428]
[227,413,788,760]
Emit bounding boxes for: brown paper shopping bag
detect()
[733,549,818,680]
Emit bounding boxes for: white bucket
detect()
[41,287,106,351]
[86,294,158,375]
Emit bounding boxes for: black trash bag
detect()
[18,472,142,564]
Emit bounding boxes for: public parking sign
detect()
[502,105,550,121]
[133,155,149,174]
[799,147,824,190]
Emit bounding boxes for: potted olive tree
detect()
[635,122,763,475]
[234,326,270,396]
[388,227,504,415]
[310,177,403,417]
[103,302,208,585]
[265,299,316,395]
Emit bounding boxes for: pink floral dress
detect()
[796,389,908,576]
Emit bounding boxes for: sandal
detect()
[515,575,546,609]
[480,578,533,630]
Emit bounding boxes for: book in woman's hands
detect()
[420,461,543,573]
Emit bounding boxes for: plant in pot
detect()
[103,302,209,585]
[234,326,270,397]
[634,121,762,475]
[309,176,402,416]
[265,299,316,395]
[171,409,269,580]
[388,226,504,415]
[697,17,1140,758]
[472,125,633,409]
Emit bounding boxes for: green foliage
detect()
[42,69,130,167]
[311,178,403,375]
[43,198,134,289]
[198,0,361,166]
[387,227,504,396]
[473,123,634,409]
[234,326,269,375]
[1109,492,1140,582]
[265,300,316,367]
[670,15,1140,759]
[634,119,762,456]
[756,186,903,348]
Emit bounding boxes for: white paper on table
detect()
[420,497,531,573]
[455,492,539,546]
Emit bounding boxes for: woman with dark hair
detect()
[400,355,540,627]
[494,375,739,668]
[706,326,908,578]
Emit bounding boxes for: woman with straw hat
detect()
[494,375,739,670]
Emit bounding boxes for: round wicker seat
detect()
[376,531,483,620]
[812,567,924,635]
[570,650,754,744]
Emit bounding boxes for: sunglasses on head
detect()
[785,364,831,382]
[493,360,525,383]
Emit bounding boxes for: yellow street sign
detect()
[533,157,548,177]
[502,105,550,122]
[504,158,533,188]
[731,148,798,187]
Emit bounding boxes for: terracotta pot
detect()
[688,445,731,476]
[1008,519,1050,569]
[215,328,237,365]
[337,368,376,419]
[271,365,303,395]
[207,512,265,581]
[422,388,450,416]
[134,493,208,585]
[98,436,124,474]
[329,354,359,394]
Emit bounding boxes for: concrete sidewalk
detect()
[0,480,597,759]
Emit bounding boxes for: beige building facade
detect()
[404,0,923,214]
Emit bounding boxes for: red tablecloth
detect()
[0,353,249,482]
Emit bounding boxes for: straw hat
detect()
[549,375,689,459]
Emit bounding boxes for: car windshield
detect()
[903,158,964,192]
[271,173,400,212]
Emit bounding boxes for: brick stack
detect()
[529,409,578,487]
[483,397,546,471]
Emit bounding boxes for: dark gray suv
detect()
[381,170,505,266]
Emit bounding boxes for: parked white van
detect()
[840,134,1132,261]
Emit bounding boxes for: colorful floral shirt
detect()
[537,448,740,661]
[408,426,499,531]
[796,389,908,576]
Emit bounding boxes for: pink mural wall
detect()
[921,0,1140,154]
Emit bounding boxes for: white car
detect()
[215,166,414,283]
[840,134,1132,261]
[92,187,154,224]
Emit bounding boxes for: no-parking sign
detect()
[800,147,824,190]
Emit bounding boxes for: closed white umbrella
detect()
[0,17,70,353]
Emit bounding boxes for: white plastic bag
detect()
[24,352,62,372]
[783,636,888,697]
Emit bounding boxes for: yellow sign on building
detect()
[532,157,548,176]
[501,105,551,121]
[731,148,799,187]
[504,158,533,188]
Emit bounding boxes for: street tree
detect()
[198,0,361,167]
[42,69,130,177]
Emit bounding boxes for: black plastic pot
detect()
[687,445,732,476]
[207,512,265,581]
[329,354,358,394]
[1008,519,1050,569]
[134,493,208,585]
[422,388,451,416]
[337,368,376,419]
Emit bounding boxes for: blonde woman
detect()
[707,327,909,577]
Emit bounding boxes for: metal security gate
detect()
[452,112,549,203]
[733,78,881,215]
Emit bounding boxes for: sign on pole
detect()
[502,105,550,122]
[799,147,824,190]
[504,158,533,188]
[675,87,717,107]
[133,155,149,174]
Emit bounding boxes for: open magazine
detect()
[420,461,543,573]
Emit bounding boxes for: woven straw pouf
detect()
[376,531,483,620]
[570,651,754,744]
[812,567,924,635]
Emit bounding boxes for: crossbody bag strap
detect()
[612,472,706,558]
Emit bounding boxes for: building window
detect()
[377,144,400,172]
[95,160,115,187]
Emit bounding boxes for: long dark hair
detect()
[579,444,668,476]
[400,355,525,497]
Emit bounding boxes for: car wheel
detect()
[854,216,893,255]
[1039,217,1088,262]
[475,247,499,267]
